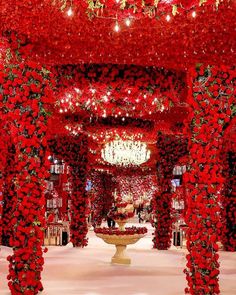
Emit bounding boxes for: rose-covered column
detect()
[69,135,89,247]
[152,133,188,249]
[90,171,115,227]
[0,58,53,294]
[184,65,235,294]
[0,137,17,246]
[48,135,89,247]
[0,121,10,245]
[221,122,236,252]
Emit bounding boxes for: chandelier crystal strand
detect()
[101,140,151,166]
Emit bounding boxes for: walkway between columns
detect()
[0,223,235,295]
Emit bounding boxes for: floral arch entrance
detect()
[0,1,235,294]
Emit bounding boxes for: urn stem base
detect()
[111,244,131,265]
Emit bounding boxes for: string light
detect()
[74,87,80,93]
[166,15,171,22]
[125,18,131,26]
[114,21,120,32]
[192,11,196,18]
[67,7,73,17]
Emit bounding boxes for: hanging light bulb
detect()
[125,18,131,26]
[67,7,73,17]
[166,15,171,22]
[192,11,196,18]
[114,21,120,32]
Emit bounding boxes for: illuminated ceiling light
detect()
[59,109,63,113]
[61,99,64,103]
[74,87,80,93]
[101,140,151,167]
[114,22,120,32]
[166,14,171,22]
[125,18,131,26]
[192,11,196,18]
[128,90,131,94]
[67,7,73,17]
[103,95,108,102]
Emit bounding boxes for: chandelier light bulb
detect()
[67,7,73,17]
[114,22,120,32]
[192,11,196,18]
[166,14,171,22]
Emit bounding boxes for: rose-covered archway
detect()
[0,1,235,294]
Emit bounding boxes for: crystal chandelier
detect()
[101,140,151,167]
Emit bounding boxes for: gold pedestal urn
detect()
[95,218,147,265]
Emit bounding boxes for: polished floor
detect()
[0,223,236,295]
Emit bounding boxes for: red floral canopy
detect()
[0,1,235,69]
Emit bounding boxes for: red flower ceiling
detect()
[0,1,235,69]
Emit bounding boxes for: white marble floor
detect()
[0,223,236,295]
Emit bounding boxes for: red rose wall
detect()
[0,1,235,295]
